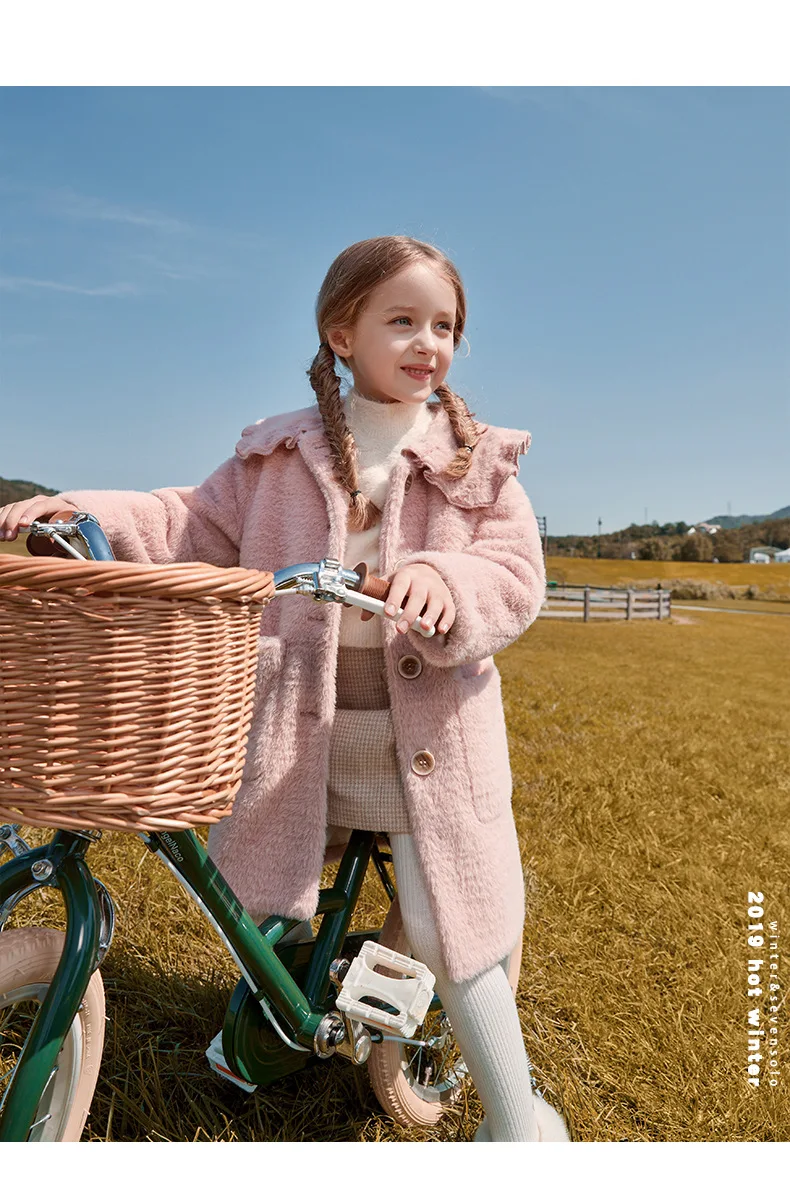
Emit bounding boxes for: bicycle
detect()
[0,512,522,1142]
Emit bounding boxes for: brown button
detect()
[411,749,435,775]
[397,654,422,679]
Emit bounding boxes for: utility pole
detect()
[535,515,548,563]
[597,517,602,559]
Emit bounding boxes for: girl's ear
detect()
[326,327,353,358]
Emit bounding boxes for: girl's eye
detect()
[392,317,453,330]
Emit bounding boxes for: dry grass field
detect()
[4,606,788,1142]
[547,556,790,601]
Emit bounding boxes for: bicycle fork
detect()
[0,828,104,1142]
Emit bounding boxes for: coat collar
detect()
[235,399,532,508]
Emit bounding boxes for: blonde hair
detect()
[306,235,482,531]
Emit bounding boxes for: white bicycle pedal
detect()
[335,940,435,1038]
[205,1030,258,1093]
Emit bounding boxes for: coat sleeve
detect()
[58,452,256,566]
[391,475,546,668]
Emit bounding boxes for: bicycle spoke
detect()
[36,1063,59,1113]
[405,1038,422,1076]
[0,1000,33,1038]
[399,999,463,1093]
[435,1029,453,1081]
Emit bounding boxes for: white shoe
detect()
[473,1090,570,1142]
[205,1030,258,1093]
[533,1090,571,1141]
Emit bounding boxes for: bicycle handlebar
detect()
[16,515,438,638]
[20,513,115,561]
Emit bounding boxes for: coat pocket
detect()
[243,635,287,776]
[256,634,286,682]
[454,659,513,823]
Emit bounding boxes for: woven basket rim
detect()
[0,553,276,603]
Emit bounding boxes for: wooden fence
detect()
[540,584,672,622]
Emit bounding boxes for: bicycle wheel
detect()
[366,895,523,1128]
[0,927,105,1141]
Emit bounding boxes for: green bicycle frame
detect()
[0,824,389,1141]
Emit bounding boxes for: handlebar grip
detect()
[353,561,390,602]
[352,560,440,638]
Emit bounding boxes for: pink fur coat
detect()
[61,398,546,983]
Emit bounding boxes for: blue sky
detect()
[1,86,787,535]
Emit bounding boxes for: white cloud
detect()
[0,180,272,251]
[0,181,273,299]
[44,187,194,234]
[0,275,137,296]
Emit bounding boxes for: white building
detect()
[688,522,721,536]
[749,546,780,563]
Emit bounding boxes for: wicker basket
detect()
[0,555,276,832]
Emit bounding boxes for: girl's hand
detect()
[0,496,78,541]
[361,562,456,635]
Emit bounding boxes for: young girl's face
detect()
[328,262,457,405]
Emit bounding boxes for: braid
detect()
[306,342,381,531]
[433,381,484,478]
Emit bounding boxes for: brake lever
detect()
[275,558,437,638]
[23,525,89,560]
[21,513,116,561]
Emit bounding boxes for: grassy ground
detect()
[3,593,789,1140]
[547,556,790,601]
[498,611,789,1142]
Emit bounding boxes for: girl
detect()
[0,235,569,1143]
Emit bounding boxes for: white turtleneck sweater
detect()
[338,385,434,648]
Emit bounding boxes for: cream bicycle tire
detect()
[0,927,105,1141]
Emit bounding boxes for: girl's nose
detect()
[413,332,435,354]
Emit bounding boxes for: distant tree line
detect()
[548,517,790,562]
[0,476,61,507]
